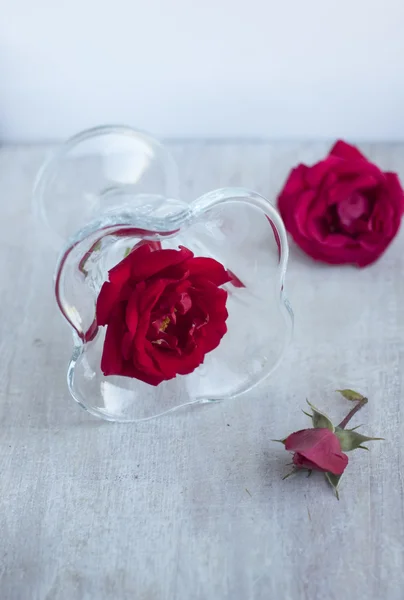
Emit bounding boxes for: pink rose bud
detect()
[284,428,348,476]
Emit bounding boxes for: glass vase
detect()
[33,125,293,422]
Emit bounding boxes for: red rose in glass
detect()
[278,140,404,267]
[96,243,231,385]
[284,428,348,476]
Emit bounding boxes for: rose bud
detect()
[284,428,348,476]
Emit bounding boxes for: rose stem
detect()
[337,397,368,430]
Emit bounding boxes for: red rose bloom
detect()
[284,428,348,475]
[278,140,404,267]
[96,243,230,385]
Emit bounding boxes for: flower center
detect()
[159,316,170,332]
[337,192,369,227]
[326,191,372,236]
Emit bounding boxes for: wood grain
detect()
[0,142,403,600]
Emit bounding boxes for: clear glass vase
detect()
[33,125,293,422]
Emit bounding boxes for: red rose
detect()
[285,428,348,475]
[96,242,231,385]
[278,140,404,267]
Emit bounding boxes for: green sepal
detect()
[282,469,298,480]
[334,427,383,452]
[306,400,334,431]
[325,472,342,500]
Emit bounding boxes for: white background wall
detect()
[1,0,404,142]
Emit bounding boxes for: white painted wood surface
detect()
[0,142,403,599]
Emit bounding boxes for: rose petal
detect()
[285,428,348,475]
[132,339,165,382]
[305,157,339,187]
[298,447,348,475]
[176,291,192,314]
[130,240,162,253]
[125,283,146,334]
[120,361,166,386]
[151,343,205,378]
[109,243,152,286]
[329,140,367,162]
[130,245,193,282]
[100,305,125,375]
[126,280,172,381]
[292,190,317,237]
[280,164,309,196]
[293,450,347,475]
[323,233,351,247]
[333,159,384,181]
[121,331,133,361]
[327,179,374,206]
[199,320,228,354]
[385,172,404,217]
[96,281,122,325]
[190,280,228,311]
[305,216,328,242]
[138,279,170,314]
[285,428,338,452]
[185,256,232,286]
